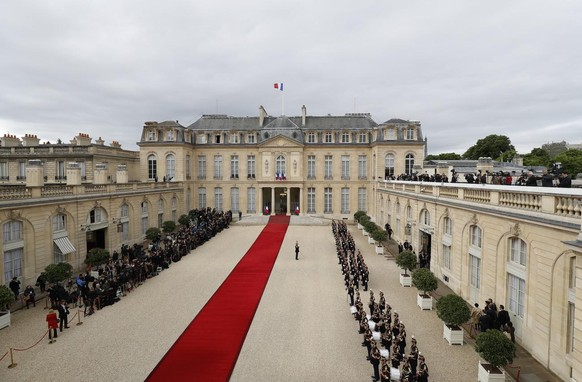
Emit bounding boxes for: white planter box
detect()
[0,311,10,329]
[443,323,464,345]
[363,230,369,236]
[357,223,363,230]
[400,274,412,287]
[478,361,505,382]
[375,246,384,255]
[367,236,376,244]
[417,294,433,310]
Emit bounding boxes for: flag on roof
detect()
[273,83,283,91]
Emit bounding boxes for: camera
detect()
[550,162,563,175]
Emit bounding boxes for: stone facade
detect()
[374,180,582,381]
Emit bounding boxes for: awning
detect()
[54,236,76,255]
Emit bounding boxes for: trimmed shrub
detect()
[475,329,515,368]
[412,268,438,295]
[396,250,417,275]
[436,294,471,327]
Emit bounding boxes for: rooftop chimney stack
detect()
[22,134,40,147]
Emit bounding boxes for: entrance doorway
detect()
[86,228,106,253]
[419,230,432,269]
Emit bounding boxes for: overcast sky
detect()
[1,1,581,155]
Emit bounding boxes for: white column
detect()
[287,188,291,215]
[271,187,275,215]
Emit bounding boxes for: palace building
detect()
[2,105,582,380]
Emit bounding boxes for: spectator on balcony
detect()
[541,171,554,187]
[558,171,572,188]
[525,171,539,186]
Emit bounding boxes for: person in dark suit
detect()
[294,241,300,260]
[9,277,20,301]
[558,171,572,188]
[57,300,70,331]
[497,304,511,330]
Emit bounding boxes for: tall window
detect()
[324,132,332,143]
[307,187,316,213]
[470,226,482,248]
[214,155,223,179]
[443,217,452,236]
[247,187,256,213]
[166,154,176,180]
[214,187,223,211]
[324,187,333,213]
[231,155,239,179]
[3,221,23,243]
[341,132,350,143]
[421,210,430,226]
[185,155,191,179]
[52,214,66,232]
[443,244,452,270]
[358,155,367,179]
[186,190,191,211]
[341,155,350,180]
[508,274,525,318]
[358,187,367,212]
[56,160,66,180]
[198,155,206,179]
[405,154,415,174]
[141,202,148,236]
[385,154,395,178]
[307,155,316,179]
[148,155,157,180]
[324,155,333,179]
[198,188,207,209]
[395,202,401,237]
[341,187,350,214]
[470,255,481,289]
[509,238,527,266]
[89,208,106,224]
[148,130,156,141]
[507,237,527,319]
[171,197,177,222]
[158,199,164,228]
[276,155,286,175]
[4,248,23,281]
[247,155,256,179]
[18,161,26,180]
[120,204,129,242]
[308,132,316,143]
[0,162,8,180]
[231,187,239,212]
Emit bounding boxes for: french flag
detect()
[273,83,283,91]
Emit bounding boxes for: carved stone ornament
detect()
[93,201,102,208]
[509,223,521,237]
[443,208,449,218]
[55,205,66,214]
[8,210,21,220]
[470,214,478,225]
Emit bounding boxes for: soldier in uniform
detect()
[370,341,381,381]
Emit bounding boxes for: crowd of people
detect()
[33,208,231,335]
[332,220,429,382]
[471,298,516,345]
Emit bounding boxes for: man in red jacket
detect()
[46,310,59,343]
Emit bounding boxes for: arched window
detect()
[385,154,395,178]
[120,204,129,242]
[421,210,430,226]
[405,154,415,174]
[470,226,482,248]
[89,208,107,224]
[443,217,452,236]
[52,214,66,232]
[509,238,526,266]
[276,155,286,175]
[166,154,175,180]
[148,155,157,180]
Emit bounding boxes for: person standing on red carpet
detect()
[295,241,300,260]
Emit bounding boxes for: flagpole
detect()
[281,91,285,116]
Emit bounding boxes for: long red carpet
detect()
[146,215,290,381]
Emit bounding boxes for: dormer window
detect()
[341,132,350,143]
[406,127,415,140]
[167,130,175,141]
[215,134,221,144]
[308,132,316,143]
[247,133,255,144]
[324,132,332,143]
[198,134,207,144]
[385,128,396,140]
[230,133,239,144]
[148,130,156,141]
[359,132,367,143]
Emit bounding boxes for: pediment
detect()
[258,134,303,148]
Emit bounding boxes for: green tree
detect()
[522,147,551,167]
[475,329,515,368]
[412,268,438,296]
[0,285,14,311]
[146,227,162,241]
[162,220,177,233]
[542,141,568,159]
[463,135,515,160]
[425,153,462,161]
[44,262,74,284]
[436,294,471,327]
[85,248,110,266]
[178,214,190,227]
[553,149,582,176]
[396,250,417,275]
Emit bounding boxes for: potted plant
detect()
[0,285,14,329]
[162,220,177,233]
[371,229,387,254]
[436,293,471,345]
[412,268,438,310]
[365,222,378,243]
[44,262,74,285]
[395,250,417,287]
[475,329,515,381]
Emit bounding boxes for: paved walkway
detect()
[0,218,561,381]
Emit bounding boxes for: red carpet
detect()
[146,216,290,382]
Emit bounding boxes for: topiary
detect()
[44,262,74,284]
[145,227,162,241]
[475,329,515,368]
[412,268,438,296]
[178,214,190,227]
[85,248,110,267]
[162,220,177,233]
[364,220,377,235]
[371,229,387,243]
[395,250,417,275]
[0,285,13,311]
[354,210,367,222]
[436,293,471,328]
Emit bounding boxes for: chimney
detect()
[301,105,307,126]
[75,133,92,146]
[95,137,105,145]
[22,134,40,147]
[110,140,122,149]
[1,134,21,147]
[259,105,267,127]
